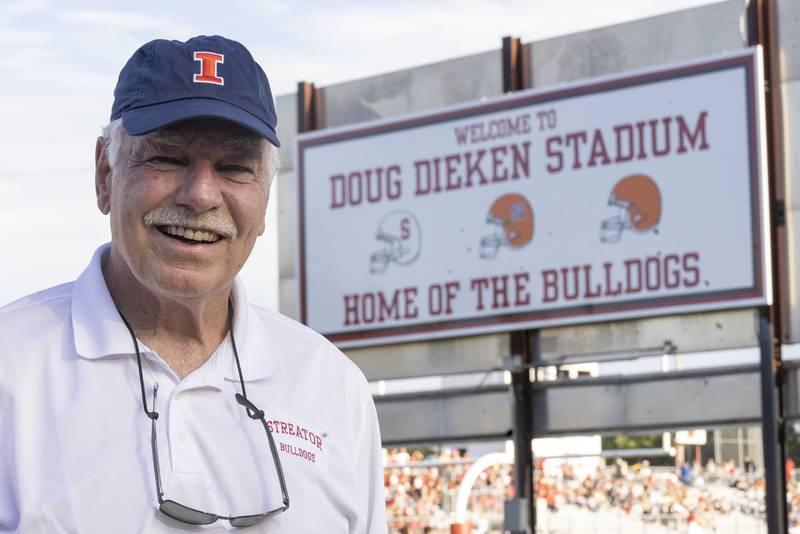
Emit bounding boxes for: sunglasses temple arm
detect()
[235,393,290,510]
[263,421,290,509]
[150,387,166,504]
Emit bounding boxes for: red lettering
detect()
[403,288,419,319]
[546,136,563,173]
[510,141,531,179]
[677,112,709,153]
[664,254,681,288]
[347,172,363,205]
[587,130,610,167]
[414,160,431,196]
[428,281,460,315]
[386,165,402,199]
[491,275,509,309]
[491,146,508,182]
[564,131,587,170]
[604,262,622,296]
[343,294,360,326]
[683,252,700,287]
[645,256,661,290]
[444,282,459,314]
[561,266,580,300]
[378,290,400,321]
[624,259,642,293]
[582,265,602,298]
[614,124,634,163]
[444,154,462,190]
[329,174,345,209]
[361,293,376,324]
[464,149,487,186]
[542,269,558,303]
[513,273,530,306]
[635,121,647,159]
[471,277,489,311]
[650,117,672,156]
[431,158,442,192]
[364,168,382,203]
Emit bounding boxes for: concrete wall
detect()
[277,1,780,387]
[528,1,746,88]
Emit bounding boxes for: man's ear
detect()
[257,189,270,236]
[95,137,112,215]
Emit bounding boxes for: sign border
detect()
[295,48,769,348]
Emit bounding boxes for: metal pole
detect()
[747,1,789,531]
[503,35,536,534]
[296,81,318,133]
[510,329,536,533]
[758,307,787,534]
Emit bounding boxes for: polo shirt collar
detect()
[71,243,280,382]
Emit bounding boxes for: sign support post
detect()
[759,307,787,534]
[749,1,789,532]
[509,330,535,534]
[503,36,536,534]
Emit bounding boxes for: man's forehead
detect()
[136,118,265,154]
[151,118,261,142]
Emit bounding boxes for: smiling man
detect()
[0,36,387,533]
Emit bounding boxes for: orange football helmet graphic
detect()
[600,174,661,243]
[480,193,534,259]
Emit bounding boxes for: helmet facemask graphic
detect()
[369,211,422,274]
[600,174,661,244]
[600,198,631,244]
[480,194,534,259]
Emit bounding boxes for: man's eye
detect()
[149,156,184,166]
[219,164,252,173]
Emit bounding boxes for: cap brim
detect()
[121,98,280,147]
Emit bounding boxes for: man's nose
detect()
[174,161,223,211]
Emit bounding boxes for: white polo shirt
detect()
[0,244,387,534]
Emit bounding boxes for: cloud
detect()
[0,27,48,45]
[2,0,47,15]
[61,9,192,34]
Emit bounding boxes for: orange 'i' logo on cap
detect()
[193,51,224,85]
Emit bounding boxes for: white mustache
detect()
[144,206,238,239]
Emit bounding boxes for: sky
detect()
[0,0,719,310]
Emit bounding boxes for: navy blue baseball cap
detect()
[111,35,280,147]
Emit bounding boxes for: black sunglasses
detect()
[117,299,290,527]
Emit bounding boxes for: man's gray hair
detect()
[100,118,280,183]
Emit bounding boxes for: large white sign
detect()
[296,49,770,347]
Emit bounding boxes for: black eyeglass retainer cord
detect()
[115,298,256,420]
[113,296,290,516]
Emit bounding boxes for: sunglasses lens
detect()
[231,514,266,527]
[160,500,218,525]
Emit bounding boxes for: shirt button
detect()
[178,430,188,445]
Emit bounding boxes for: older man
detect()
[0,35,387,533]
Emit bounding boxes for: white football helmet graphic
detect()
[369,211,422,274]
[479,193,534,260]
[600,174,662,243]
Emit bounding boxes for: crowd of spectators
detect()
[383,447,783,534]
[384,447,510,534]
[535,458,766,531]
